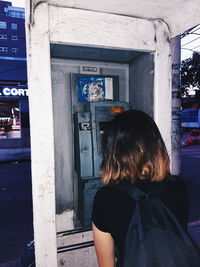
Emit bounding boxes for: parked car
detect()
[186,129,200,144]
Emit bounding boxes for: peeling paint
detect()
[31,1,49,26]
[154,34,157,43]
[59,259,66,266]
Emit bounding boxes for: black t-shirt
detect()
[92,176,189,262]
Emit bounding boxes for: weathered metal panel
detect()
[74,112,93,178]
[129,53,154,117]
[51,63,75,214]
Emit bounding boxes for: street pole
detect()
[171,36,181,175]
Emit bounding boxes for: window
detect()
[11,23,17,30]
[0,47,8,52]
[11,11,20,18]
[0,21,7,29]
[12,36,18,41]
[12,48,18,53]
[0,100,21,139]
[21,12,25,19]
[8,10,25,19]
[0,34,7,40]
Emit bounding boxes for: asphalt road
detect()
[181,144,200,222]
[0,161,33,263]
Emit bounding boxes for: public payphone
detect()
[74,100,129,228]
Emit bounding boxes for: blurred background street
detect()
[0,161,33,263]
[181,138,200,247]
[181,143,200,222]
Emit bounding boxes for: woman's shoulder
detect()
[92,184,122,232]
[94,184,117,201]
[94,183,131,208]
[166,175,187,190]
[162,175,188,203]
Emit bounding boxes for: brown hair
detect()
[100,110,170,185]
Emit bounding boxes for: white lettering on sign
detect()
[2,87,29,97]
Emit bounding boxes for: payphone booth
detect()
[51,49,155,266]
[25,2,179,265]
[50,50,155,230]
[74,100,129,228]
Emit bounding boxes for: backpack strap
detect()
[116,179,169,201]
[116,183,147,201]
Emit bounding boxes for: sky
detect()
[181,25,200,61]
[2,0,25,8]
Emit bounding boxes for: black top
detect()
[92,176,189,262]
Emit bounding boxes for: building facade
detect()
[0,1,26,59]
[0,0,29,161]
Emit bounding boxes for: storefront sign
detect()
[0,87,28,97]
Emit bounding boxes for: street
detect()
[181,144,200,222]
[0,161,33,263]
[181,143,200,247]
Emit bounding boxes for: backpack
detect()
[117,182,200,267]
